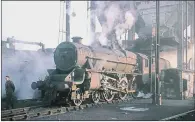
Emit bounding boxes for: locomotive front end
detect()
[31,41,78,92]
[54,42,78,72]
[52,41,92,91]
[31,41,91,105]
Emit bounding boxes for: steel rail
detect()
[160,109,195,121]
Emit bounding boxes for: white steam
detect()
[2,49,55,100]
[89,1,137,47]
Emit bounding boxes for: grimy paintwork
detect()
[31,41,170,106]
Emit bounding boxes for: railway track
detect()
[161,110,195,121]
[1,97,134,121]
[1,104,50,121]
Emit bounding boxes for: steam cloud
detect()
[2,49,55,100]
[90,1,137,47]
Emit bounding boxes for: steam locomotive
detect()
[31,37,170,106]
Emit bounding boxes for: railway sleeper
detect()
[2,110,27,118]
[2,114,28,121]
[1,104,46,117]
[2,97,134,120]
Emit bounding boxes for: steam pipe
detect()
[66,0,71,42]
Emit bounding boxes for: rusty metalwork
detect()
[31,40,140,106]
[54,42,137,73]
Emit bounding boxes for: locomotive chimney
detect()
[72,36,83,44]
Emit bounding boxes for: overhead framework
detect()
[58,1,66,44]
[58,1,71,43]
[66,0,71,42]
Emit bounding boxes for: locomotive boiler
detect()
[31,38,140,106]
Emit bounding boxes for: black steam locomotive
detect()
[31,38,170,106]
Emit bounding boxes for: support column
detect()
[185,1,188,69]
[192,2,195,97]
[150,26,155,94]
[155,0,160,105]
[177,1,184,99]
[149,42,154,93]
[66,0,71,42]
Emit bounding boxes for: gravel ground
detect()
[30,99,194,121]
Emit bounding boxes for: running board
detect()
[106,86,135,94]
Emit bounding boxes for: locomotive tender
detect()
[31,38,170,106]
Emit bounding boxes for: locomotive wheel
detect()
[72,88,83,106]
[102,90,115,102]
[118,79,128,100]
[118,92,127,100]
[91,91,100,103]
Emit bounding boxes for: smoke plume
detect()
[2,48,55,100]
